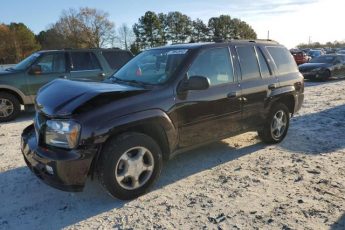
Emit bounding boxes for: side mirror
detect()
[29,65,42,75]
[178,76,210,92]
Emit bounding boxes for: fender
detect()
[264,85,297,114]
[85,109,178,155]
[0,84,33,104]
[268,85,295,98]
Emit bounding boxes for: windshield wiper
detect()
[111,77,152,87]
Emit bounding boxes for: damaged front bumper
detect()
[21,124,98,192]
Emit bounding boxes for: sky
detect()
[1,0,344,48]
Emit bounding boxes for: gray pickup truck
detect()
[0,48,133,121]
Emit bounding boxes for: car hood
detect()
[299,63,331,71]
[36,79,148,117]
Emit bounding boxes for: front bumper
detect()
[21,124,98,192]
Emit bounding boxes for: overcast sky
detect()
[1,0,344,48]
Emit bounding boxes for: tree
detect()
[208,15,257,41]
[0,23,40,63]
[165,11,192,43]
[133,11,165,50]
[191,19,209,42]
[117,23,135,50]
[208,15,233,41]
[40,7,115,49]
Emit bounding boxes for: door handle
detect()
[99,73,106,77]
[268,83,277,90]
[59,75,67,79]
[227,91,240,98]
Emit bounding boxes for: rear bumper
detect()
[21,124,98,192]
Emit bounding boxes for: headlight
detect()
[45,120,81,149]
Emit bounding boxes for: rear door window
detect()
[70,52,101,71]
[266,46,298,75]
[236,46,261,80]
[102,51,133,70]
[255,47,271,78]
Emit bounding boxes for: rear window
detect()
[266,46,298,75]
[102,51,133,70]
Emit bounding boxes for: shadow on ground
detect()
[331,213,345,230]
[2,110,35,124]
[280,104,345,154]
[0,140,264,229]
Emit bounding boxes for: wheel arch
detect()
[0,85,25,104]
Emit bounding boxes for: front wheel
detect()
[98,132,163,200]
[0,92,21,122]
[258,103,290,144]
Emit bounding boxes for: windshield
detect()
[309,56,335,63]
[12,53,40,70]
[308,51,321,56]
[112,48,189,85]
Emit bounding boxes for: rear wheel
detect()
[0,92,20,122]
[98,132,163,200]
[258,103,290,144]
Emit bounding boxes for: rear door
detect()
[69,51,105,81]
[233,45,278,130]
[175,47,242,148]
[26,52,69,97]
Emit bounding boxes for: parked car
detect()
[299,54,345,81]
[21,40,304,200]
[336,50,345,55]
[291,50,311,65]
[0,48,133,122]
[308,50,324,59]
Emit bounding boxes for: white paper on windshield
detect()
[167,49,188,55]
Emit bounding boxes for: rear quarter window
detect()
[266,46,298,75]
[102,51,133,70]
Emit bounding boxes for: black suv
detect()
[21,41,304,200]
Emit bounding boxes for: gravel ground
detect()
[0,80,345,230]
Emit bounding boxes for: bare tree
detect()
[117,23,135,50]
[47,7,115,48]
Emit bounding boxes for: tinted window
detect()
[102,51,133,70]
[267,46,298,75]
[71,52,101,71]
[256,47,271,78]
[36,53,65,73]
[188,48,234,86]
[236,46,260,80]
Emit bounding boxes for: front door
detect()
[69,51,105,82]
[175,47,242,148]
[26,52,69,99]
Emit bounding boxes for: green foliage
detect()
[208,15,256,41]
[297,41,345,49]
[133,11,166,50]
[133,11,257,50]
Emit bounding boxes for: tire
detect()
[258,103,290,144]
[98,132,163,200]
[320,70,331,82]
[0,92,21,122]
